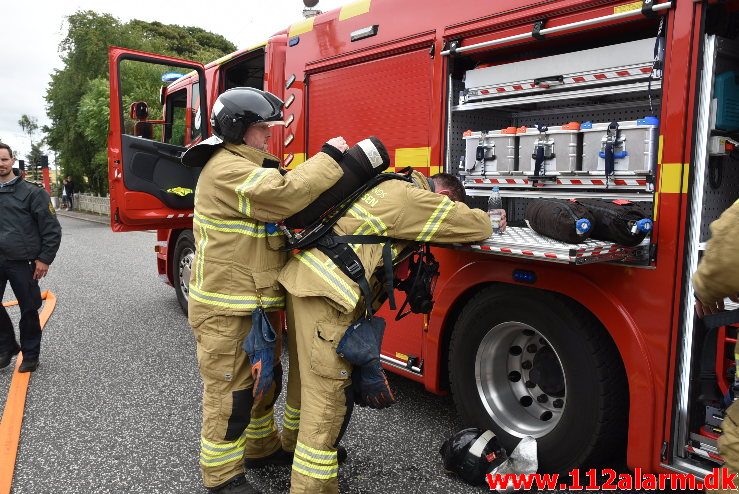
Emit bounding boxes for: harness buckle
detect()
[345,259,363,277]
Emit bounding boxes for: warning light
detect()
[513,269,536,284]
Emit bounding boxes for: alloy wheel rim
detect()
[475,321,566,438]
[179,248,194,301]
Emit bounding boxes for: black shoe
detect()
[18,359,39,373]
[337,445,348,464]
[210,475,261,494]
[244,448,294,469]
[0,347,20,369]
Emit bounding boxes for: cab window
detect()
[164,88,187,146]
[191,82,202,142]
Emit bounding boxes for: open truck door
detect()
[108,47,208,232]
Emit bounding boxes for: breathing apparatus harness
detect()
[282,167,439,320]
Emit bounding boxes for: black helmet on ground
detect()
[210,87,285,144]
[440,428,508,486]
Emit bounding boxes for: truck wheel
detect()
[173,230,195,316]
[449,286,627,472]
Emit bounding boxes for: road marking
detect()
[0,290,57,494]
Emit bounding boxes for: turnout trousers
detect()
[193,313,283,489]
[0,260,42,360]
[283,295,357,494]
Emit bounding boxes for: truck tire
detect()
[449,285,627,473]
[173,230,195,316]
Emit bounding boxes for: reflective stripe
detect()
[244,412,277,439]
[348,203,386,234]
[196,222,208,288]
[189,285,285,310]
[200,434,247,467]
[236,168,272,216]
[296,251,359,306]
[194,211,272,237]
[417,197,454,241]
[292,459,339,480]
[292,441,339,480]
[349,223,374,252]
[284,405,300,430]
[249,412,274,428]
[347,205,399,257]
[283,417,300,430]
[295,442,338,465]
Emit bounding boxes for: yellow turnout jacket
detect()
[188,142,342,327]
[693,198,739,305]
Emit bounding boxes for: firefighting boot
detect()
[18,358,39,373]
[244,446,347,469]
[210,475,261,494]
[244,446,348,468]
[0,346,20,369]
[244,448,293,469]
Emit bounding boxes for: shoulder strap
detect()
[315,234,397,316]
[285,167,413,251]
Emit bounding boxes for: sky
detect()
[0,0,347,165]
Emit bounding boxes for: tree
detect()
[25,143,45,181]
[18,114,39,147]
[44,11,236,195]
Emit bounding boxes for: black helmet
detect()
[210,87,284,143]
[440,428,508,486]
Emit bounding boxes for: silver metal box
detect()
[580,117,659,174]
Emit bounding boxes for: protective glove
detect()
[243,307,277,401]
[350,365,395,409]
[336,316,396,409]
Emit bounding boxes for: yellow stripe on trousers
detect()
[293,441,339,480]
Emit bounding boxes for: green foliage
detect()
[45,10,236,195]
[25,143,45,182]
[18,115,39,144]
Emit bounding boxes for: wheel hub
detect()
[179,248,195,301]
[475,322,567,438]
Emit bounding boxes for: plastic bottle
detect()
[487,186,503,234]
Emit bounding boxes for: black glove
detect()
[336,316,396,409]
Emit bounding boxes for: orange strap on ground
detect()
[0,290,56,494]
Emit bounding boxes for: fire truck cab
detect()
[108,0,739,476]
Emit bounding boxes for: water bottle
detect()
[487,186,503,234]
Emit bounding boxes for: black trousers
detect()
[0,260,42,360]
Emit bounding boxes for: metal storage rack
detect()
[443,226,650,265]
[443,34,662,266]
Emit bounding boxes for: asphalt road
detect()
[0,215,485,494]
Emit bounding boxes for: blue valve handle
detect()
[576,218,591,235]
[635,218,652,234]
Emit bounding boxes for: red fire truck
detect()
[108,0,739,476]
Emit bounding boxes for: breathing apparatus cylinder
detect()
[284,136,391,229]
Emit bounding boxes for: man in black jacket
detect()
[63,176,75,210]
[0,143,62,372]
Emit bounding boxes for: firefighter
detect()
[693,199,739,494]
[277,152,499,493]
[183,87,349,494]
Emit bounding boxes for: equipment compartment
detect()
[447,27,663,192]
[444,25,664,266]
[462,38,657,104]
